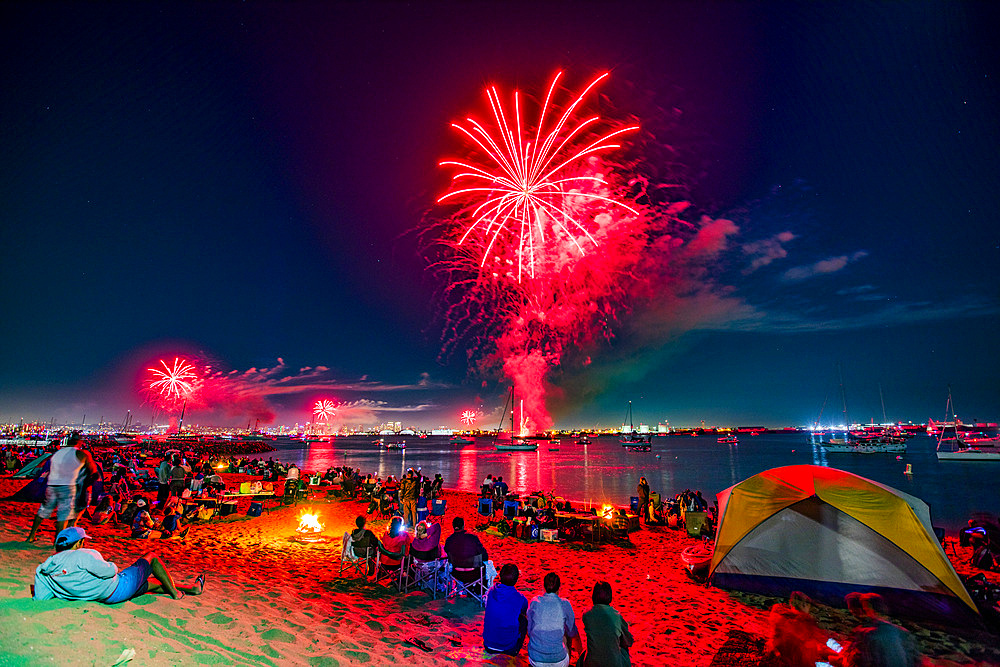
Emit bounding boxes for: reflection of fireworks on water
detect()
[146,358,198,410]
[460,410,477,426]
[438,71,639,284]
[313,400,336,422]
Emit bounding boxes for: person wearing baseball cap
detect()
[33,528,205,603]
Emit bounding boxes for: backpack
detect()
[972,546,996,571]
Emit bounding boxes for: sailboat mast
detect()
[879,383,887,425]
[837,362,849,428]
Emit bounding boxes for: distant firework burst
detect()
[460,410,478,426]
[438,71,639,284]
[146,358,199,411]
[313,399,337,422]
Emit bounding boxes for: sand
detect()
[1,474,998,667]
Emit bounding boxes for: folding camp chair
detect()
[477,497,494,518]
[339,532,374,579]
[449,554,487,606]
[282,480,298,506]
[374,494,395,520]
[503,500,519,520]
[374,548,407,590]
[403,551,446,598]
[430,498,447,518]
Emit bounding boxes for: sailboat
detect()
[619,401,651,452]
[494,386,538,452]
[820,367,906,454]
[937,387,1000,461]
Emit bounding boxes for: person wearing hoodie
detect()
[33,527,205,604]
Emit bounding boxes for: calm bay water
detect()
[266,433,997,532]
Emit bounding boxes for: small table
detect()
[221,492,280,514]
[554,511,608,544]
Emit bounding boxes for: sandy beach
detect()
[1,474,999,667]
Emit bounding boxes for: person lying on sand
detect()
[33,527,205,603]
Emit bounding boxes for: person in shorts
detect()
[33,527,205,603]
[26,432,98,543]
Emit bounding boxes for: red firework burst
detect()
[146,358,198,409]
[313,400,336,422]
[460,410,477,425]
[438,71,639,283]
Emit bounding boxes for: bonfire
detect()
[289,511,333,544]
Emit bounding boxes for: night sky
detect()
[2,1,997,429]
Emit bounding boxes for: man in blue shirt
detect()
[483,563,528,655]
[527,572,580,667]
[34,527,205,603]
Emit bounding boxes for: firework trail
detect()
[313,399,337,422]
[460,410,478,426]
[146,358,199,411]
[433,72,662,432]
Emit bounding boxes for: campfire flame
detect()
[601,504,615,520]
[296,512,324,534]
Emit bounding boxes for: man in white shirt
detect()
[26,433,98,543]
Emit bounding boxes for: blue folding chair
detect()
[431,498,447,517]
[503,500,519,520]
[417,507,430,523]
[630,497,640,513]
[478,497,493,517]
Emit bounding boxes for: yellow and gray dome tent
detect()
[709,465,978,623]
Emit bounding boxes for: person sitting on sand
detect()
[131,496,189,540]
[840,593,919,667]
[766,591,831,667]
[527,571,580,667]
[444,516,489,588]
[579,581,633,667]
[410,520,443,561]
[90,495,119,526]
[484,563,529,656]
[34,527,204,603]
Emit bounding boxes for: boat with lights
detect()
[493,386,539,452]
